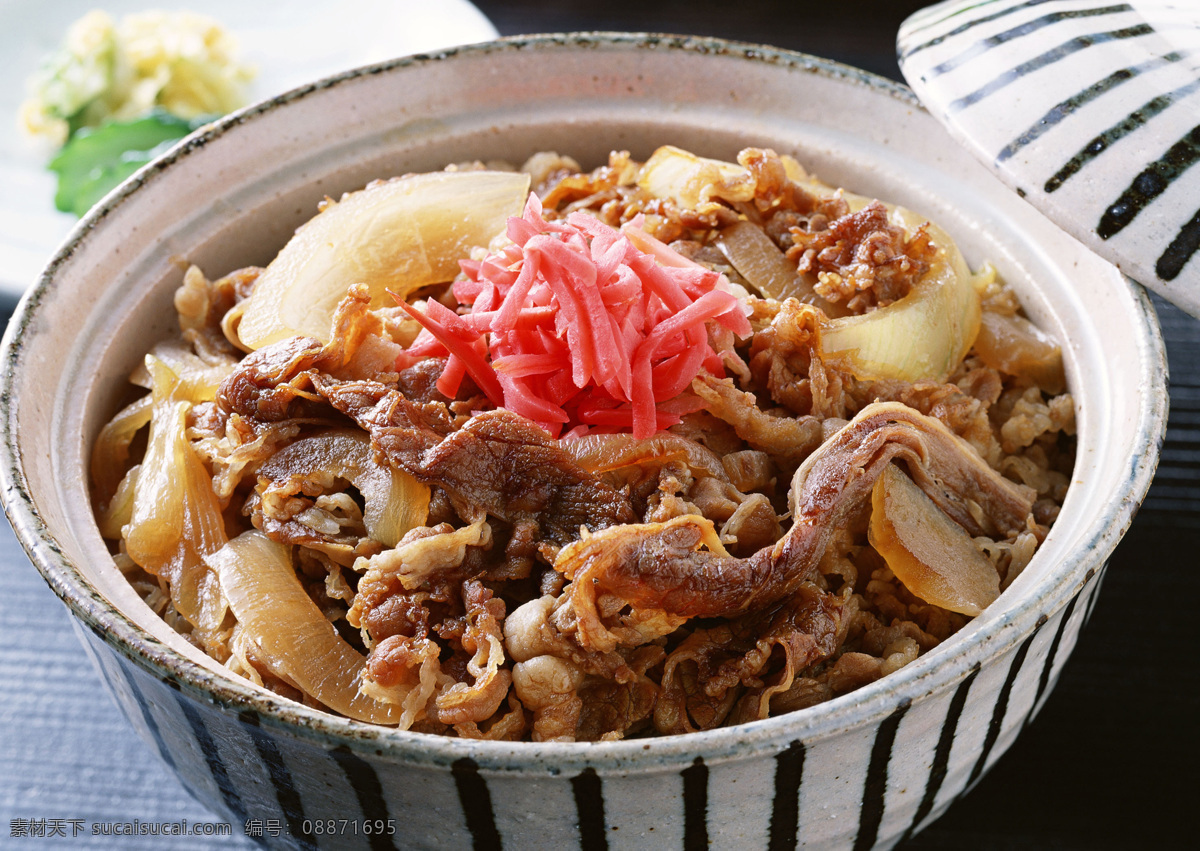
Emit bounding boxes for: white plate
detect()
[0,0,497,298]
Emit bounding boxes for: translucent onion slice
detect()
[715,220,846,315]
[789,180,984,382]
[123,357,228,642]
[208,530,406,725]
[257,428,429,547]
[237,169,531,350]
[973,309,1066,394]
[91,393,151,512]
[562,432,728,481]
[141,338,237,401]
[98,464,138,540]
[868,463,1000,616]
[636,146,983,382]
[636,145,756,208]
[818,212,983,383]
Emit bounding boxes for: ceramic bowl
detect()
[0,34,1167,850]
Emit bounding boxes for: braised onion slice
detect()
[91,393,151,514]
[716,220,839,312]
[637,145,756,208]
[137,338,237,400]
[123,357,228,646]
[973,309,1066,395]
[98,337,233,531]
[237,169,530,350]
[794,180,984,382]
[819,213,982,383]
[97,465,138,540]
[208,530,406,725]
[562,432,728,482]
[638,146,983,382]
[637,144,815,209]
[868,463,1000,616]
[257,429,429,548]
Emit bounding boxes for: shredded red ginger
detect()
[396,193,751,439]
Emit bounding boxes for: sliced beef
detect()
[315,377,636,545]
[554,401,1036,631]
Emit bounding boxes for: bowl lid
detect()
[898,0,1200,317]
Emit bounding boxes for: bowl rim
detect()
[0,32,1169,770]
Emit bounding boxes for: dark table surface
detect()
[1,2,1195,848]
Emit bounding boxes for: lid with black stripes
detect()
[898,0,1200,317]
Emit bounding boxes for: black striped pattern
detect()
[900,663,982,843]
[967,628,1040,787]
[330,746,398,851]
[453,757,502,850]
[854,699,912,851]
[1044,79,1200,194]
[899,0,1200,313]
[1160,207,1200,281]
[901,0,1062,57]
[1027,595,1081,727]
[926,4,1135,78]
[172,690,251,828]
[87,599,1088,851]
[996,51,1193,164]
[114,663,180,775]
[768,740,806,851]
[234,710,315,849]
[1083,567,1105,625]
[571,767,608,851]
[1098,123,1200,239]
[949,23,1155,111]
[681,756,709,850]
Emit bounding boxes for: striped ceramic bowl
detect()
[898,0,1200,317]
[0,35,1167,850]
